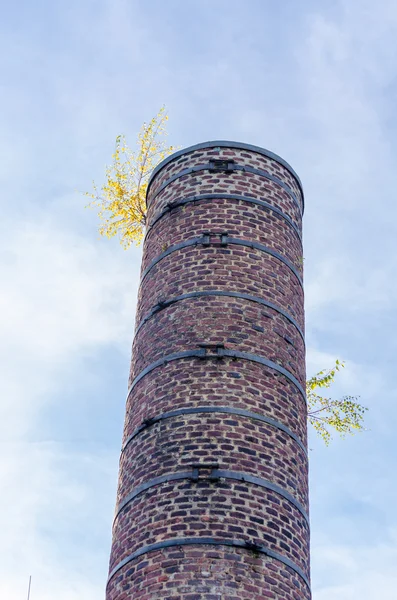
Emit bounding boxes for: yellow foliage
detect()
[307,360,368,445]
[85,107,176,248]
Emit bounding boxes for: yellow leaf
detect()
[84,107,176,248]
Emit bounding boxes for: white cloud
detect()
[0,442,109,599]
[0,211,139,435]
[0,205,139,597]
[312,536,397,599]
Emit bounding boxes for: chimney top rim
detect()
[147,140,304,200]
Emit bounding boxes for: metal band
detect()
[147,140,304,207]
[227,237,302,283]
[145,193,302,242]
[135,290,305,344]
[114,469,309,525]
[223,349,305,398]
[140,235,303,287]
[127,348,306,403]
[122,406,307,456]
[147,163,302,217]
[107,537,310,589]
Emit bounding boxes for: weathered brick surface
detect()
[106,142,310,599]
[146,147,303,221]
[117,412,308,508]
[123,358,307,449]
[136,246,304,334]
[143,197,302,272]
[131,295,305,386]
[107,546,309,600]
[111,482,309,574]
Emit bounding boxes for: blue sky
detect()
[1,0,397,598]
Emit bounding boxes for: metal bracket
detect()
[189,463,220,482]
[209,159,235,172]
[201,232,229,247]
[154,297,167,311]
[199,232,211,246]
[198,343,225,358]
[220,233,229,246]
[244,540,262,553]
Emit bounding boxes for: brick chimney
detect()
[106,141,310,599]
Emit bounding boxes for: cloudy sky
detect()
[1,0,397,598]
